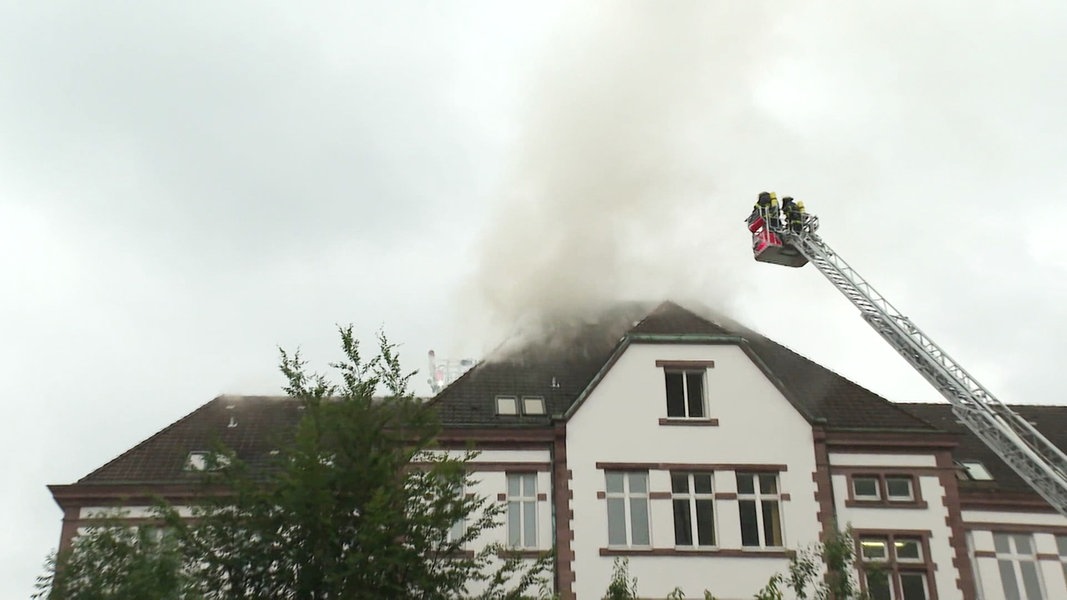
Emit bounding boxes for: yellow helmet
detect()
[796,201,805,210]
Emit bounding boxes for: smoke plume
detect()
[464,3,785,347]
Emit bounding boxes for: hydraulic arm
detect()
[748,198,1067,516]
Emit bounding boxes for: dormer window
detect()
[185,451,230,471]
[522,396,546,415]
[495,396,518,415]
[959,460,994,481]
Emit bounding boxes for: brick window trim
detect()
[595,490,790,501]
[845,473,928,509]
[497,492,548,501]
[658,417,720,427]
[655,360,715,369]
[498,549,552,559]
[600,547,794,558]
[596,462,787,472]
[853,529,939,600]
[978,551,1066,561]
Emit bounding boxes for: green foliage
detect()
[752,527,869,600]
[37,327,551,600]
[603,558,638,600]
[33,512,200,600]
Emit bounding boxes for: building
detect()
[49,302,1067,599]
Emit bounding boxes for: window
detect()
[994,532,1045,600]
[446,483,465,545]
[506,473,537,548]
[184,451,230,471]
[496,396,517,415]
[736,472,782,548]
[847,474,923,507]
[859,534,932,600]
[853,476,880,500]
[664,370,705,418]
[497,395,545,416]
[885,477,914,501]
[671,472,716,547]
[606,472,650,547]
[1058,535,1067,590]
[522,396,545,415]
[959,460,994,481]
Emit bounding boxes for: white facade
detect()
[566,342,821,599]
[964,510,1067,600]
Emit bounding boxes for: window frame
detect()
[670,472,717,548]
[959,460,994,481]
[852,475,882,501]
[993,532,1046,600]
[856,530,937,600]
[495,396,518,415]
[656,360,714,421]
[505,472,538,549]
[605,471,652,549]
[885,476,915,501]
[446,482,465,546]
[1058,535,1067,591]
[736,472,784,549]
[845,473,926,508]
[521,396,546,415]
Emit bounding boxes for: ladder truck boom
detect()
[746,194,1067,516]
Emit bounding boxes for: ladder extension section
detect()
[780,226,1067,516]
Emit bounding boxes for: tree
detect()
[751,528,869,600]
[603,558,638,600]
[653,528,869,600]
[37,327,550,599]
[33,513,199,600]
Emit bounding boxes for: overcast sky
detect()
[3,2,1066,596]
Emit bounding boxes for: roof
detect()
[431,301,936,431]
[69,301,942,488]
[899,403,1067,495]
[76,395,303,485]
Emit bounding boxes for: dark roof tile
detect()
[899,403,1067,495]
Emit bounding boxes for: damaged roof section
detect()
[68,301,942,488]
[431,301,936,431]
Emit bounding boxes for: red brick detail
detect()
[58,506,81,553]
[936,449,976,599]
[600,547,794,558]
[811,428,836,543]
[552,422,576,600]
[657,418,720,427]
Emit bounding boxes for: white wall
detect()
[566,342,821,599]
[829,456,958,599]
[964,510,1067,600]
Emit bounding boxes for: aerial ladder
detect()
[746,193,1067,517]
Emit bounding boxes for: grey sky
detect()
[3,2,1065,596]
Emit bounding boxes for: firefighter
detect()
[767,192,780,230]
[793,200,807,233]
[782,197,801,233]
[748,192,773,227]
